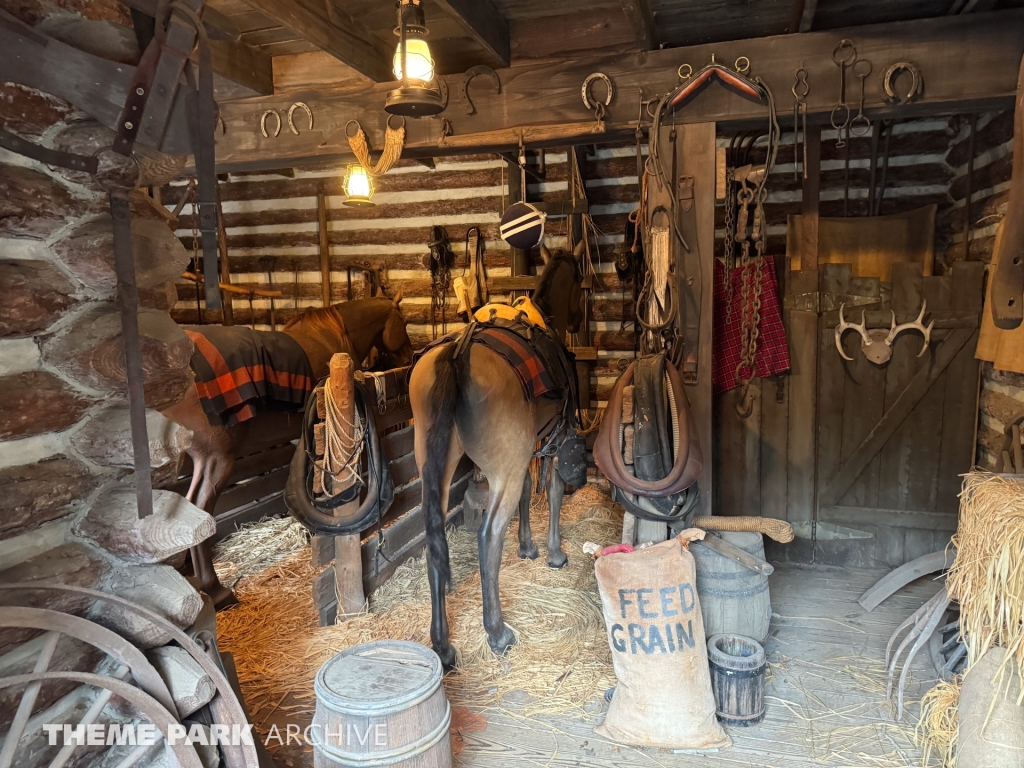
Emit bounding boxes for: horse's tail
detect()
[422,344,463,591]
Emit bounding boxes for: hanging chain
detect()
[733,184,767,417]
[188,178,203,323]
[722,169,737,318]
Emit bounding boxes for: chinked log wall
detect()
[951,112,1019,470]
[164,115,969,531]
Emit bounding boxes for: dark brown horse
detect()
[164,294,413,605]
[409,244,584,667]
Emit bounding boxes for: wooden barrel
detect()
[707,633,766,727]
[312,640,452,768]
[692,531,772,642]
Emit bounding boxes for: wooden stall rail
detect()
[311,355,472,626]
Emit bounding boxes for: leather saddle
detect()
[594,352,702,523]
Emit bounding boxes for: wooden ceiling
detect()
[205,0,1024,97]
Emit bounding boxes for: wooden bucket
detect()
[692,531,772,642]
[707,633,766,727]
[312,640,451,768]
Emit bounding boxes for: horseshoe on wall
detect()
[882,62,923,104]
[287,101,313,134]
[461,65,500,115]
[260,108,281,138]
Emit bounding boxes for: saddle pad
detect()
[185,325,314,427]
[412,325,558,401]
[712,259,791,394]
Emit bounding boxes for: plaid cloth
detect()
[185,326,314,426]
[712,259,791,393]
[412,325,558,401]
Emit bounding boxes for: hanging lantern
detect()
[343,164,375,206]
[385,0,445,117]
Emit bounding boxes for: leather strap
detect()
[182,15,223,310]
[675,175,701,380]
[0,125,98,173]
[111,191,154,518]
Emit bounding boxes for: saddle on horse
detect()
[594,352,702,524]
[412,299,588,488]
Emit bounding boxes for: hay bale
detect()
[917,678,961,767]
[948,472,1024,691]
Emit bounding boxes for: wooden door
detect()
[812,260,983,567]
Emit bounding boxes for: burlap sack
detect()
[959,647,1024,767]
[594,533,731,750]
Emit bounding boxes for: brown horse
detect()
[164,294,413,606]
[409,244,584,668]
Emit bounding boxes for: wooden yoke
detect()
[311,353,366,624]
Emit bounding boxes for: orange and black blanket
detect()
[185,326,314,427]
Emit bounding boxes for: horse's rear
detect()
[410,341,559,665]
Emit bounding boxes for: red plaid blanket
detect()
[185,326,314,426]
[712,259,791,393]
[412,325,558,401]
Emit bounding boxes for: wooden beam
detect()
[210,9,1024,172]
[240,0,392,82]
[791,0,818,33]
[433,0,510,68]
[800,125,821,270]
[209,38,273,96]
[619,0,657,50]
[121,0,241,41]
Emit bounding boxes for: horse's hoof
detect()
[547,550,569,569]
[518,542,539,560]
[433,643,457,672]
[207,585,239,611]
[487,626,517,656]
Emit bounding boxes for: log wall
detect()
[943,112,1017,471]
[0,1,215,763]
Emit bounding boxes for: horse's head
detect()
[375,289,413,368]
[533,241,585,338]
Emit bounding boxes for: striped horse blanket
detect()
[185,326,314,427]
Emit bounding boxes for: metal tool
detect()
[792,64,809,180]
[831,39,856,148]
[850,58,872,137]
[883,61,923,104]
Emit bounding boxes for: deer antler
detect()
[885,300,933,357]
[835,304,871,361]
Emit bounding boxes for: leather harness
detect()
[594,353,702,523]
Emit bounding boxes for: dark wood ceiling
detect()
[205,0,1024,95]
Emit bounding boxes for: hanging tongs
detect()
[666,56,769,113]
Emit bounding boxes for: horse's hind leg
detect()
[516,469,538,560]
[546,458,568,568]
[479,460,531,655]
[189,449,238,609]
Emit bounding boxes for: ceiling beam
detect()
[432,0,510,68]
[241,0,393,82]
[619,0,658,50]
[790,0,818,32]
[209,9,1024,172]
[209,38,273,96]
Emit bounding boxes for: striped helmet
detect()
[499,202,546,250]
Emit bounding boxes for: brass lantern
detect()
[384,0,445,117]
[343,164,375,206]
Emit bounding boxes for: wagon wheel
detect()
[0,607,203,768]
[0,584,260,768]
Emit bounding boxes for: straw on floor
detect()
[214,485,621,728]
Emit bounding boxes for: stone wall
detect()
[0,1,219,765]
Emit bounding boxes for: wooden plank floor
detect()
[453,563,942,768]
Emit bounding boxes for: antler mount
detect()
[835,301,933,365]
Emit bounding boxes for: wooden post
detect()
[328,354,365,616]
[216,184,233,326]
[317,186,332,307]
[506,159,529,278]
[800,126,821,271]
[569,146,594,419]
